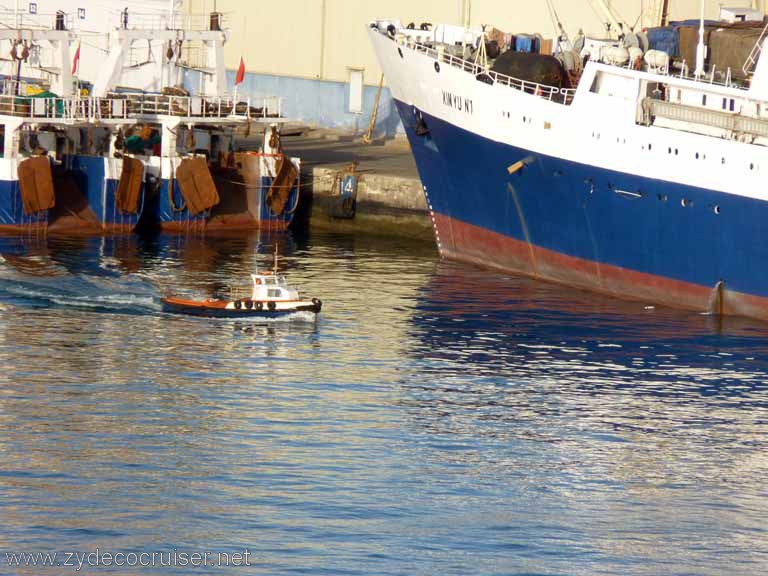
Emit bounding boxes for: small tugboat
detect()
[162,250,321,318]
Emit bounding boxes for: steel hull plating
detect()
[398,102,768,319]
[0,155,144,234]
[156,176,299,232]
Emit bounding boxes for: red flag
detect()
[72,41,81,75]
[235,56,245,85]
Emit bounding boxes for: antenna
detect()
[273,244,279,276]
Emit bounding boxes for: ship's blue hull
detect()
[156,176,299,232]
[0,155,144,233]
[0,179,47,229]
[396,100,768,316]
[67,155,144,232]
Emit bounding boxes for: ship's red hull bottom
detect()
[160,217,290,234]
[0,222,136,235]
[433,213,768,321]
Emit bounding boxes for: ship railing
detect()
[743,20,768,76]
[0,7,75,31]
[409,39,575,105]
[0,78,45,97]
[0,93,284,122]
[103,93,283,120]
[108,10,230,32]
[0,94,75,120]
[0,94,118,121]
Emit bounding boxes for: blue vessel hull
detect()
[0,155,144,233]
[156,176,300,232]
[0,179,47,230]
[66,156,144,233]
[396,101,768,317]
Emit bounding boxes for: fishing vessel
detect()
[0,4,300,234]
[369,3,768,320]
[92,8,301,233]
[0,10,147,234]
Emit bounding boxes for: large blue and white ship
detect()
[369,3,768,320]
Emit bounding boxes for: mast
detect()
[695,0,706,78]
[273,245,279,276]
[591,0,623,37]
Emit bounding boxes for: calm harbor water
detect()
[0,231,767,575]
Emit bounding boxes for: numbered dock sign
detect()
[340,174,357,198]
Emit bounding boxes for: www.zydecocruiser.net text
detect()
[4,549,252,571]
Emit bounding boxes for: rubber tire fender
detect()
[267,301,276,311]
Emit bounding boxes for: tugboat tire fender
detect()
[267,301,276,311]
[234,300,242,310]
[255,301,263,311]
[245,299,253,310]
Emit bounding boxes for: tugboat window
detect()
[268,289,282,298]
[28,3,36,14]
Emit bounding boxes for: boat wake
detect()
[227,310,319,324]
[0,262,162,315]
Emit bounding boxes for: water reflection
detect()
[399,260,768,575]
[0,233,766,575]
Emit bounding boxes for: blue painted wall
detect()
[182,69,403,139]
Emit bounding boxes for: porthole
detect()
[750,163,755,170]
[681,198,688,207]
[714,205,721,215]
[649,143,653,151]
[668,147,672,154]
[434,61,440,73]
[674,148,679,156]
[722,157,726,164]
[695,152,700,159]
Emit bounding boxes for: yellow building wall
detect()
[184,0,765,86]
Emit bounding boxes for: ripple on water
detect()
[0,233,766,575]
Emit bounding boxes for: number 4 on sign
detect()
[340,175,356,198]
